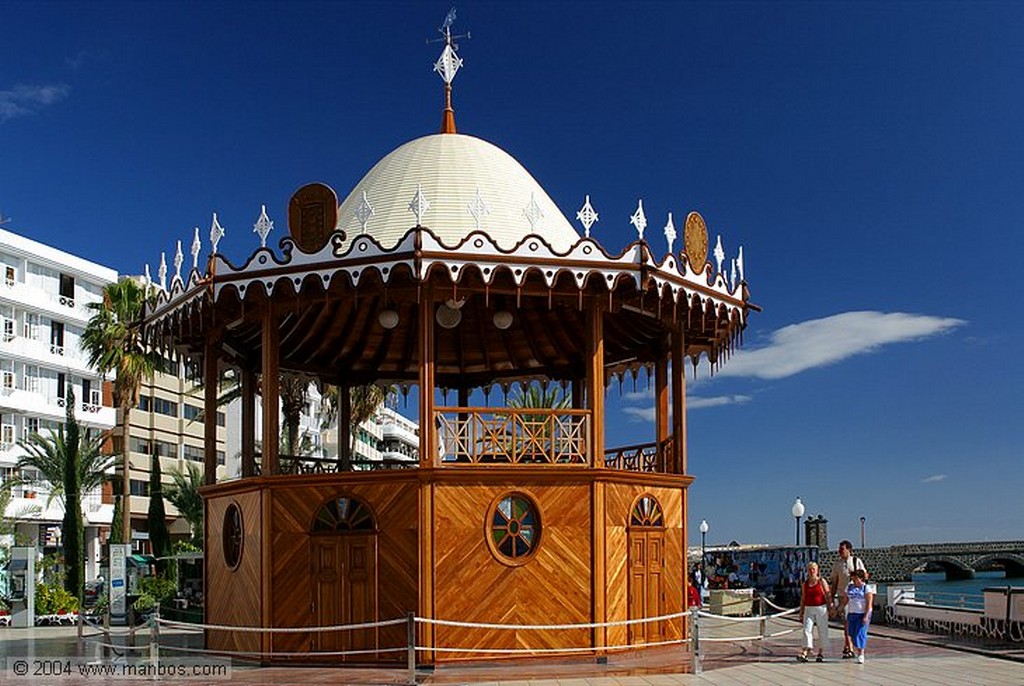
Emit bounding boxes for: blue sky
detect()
[2,2,1021,547]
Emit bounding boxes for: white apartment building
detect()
[224,385,418,477]
[0,228,118,581]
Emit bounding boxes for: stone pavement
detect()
[2,623,1022,685]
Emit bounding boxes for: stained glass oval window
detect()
[630,495,664,527]
[488,493,540,564]
[223,503,243,569]
[312,497,375,532]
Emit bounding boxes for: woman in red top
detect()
[687,573,702,608]
[798,561,831,662]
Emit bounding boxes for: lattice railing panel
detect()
[435,407,591,466]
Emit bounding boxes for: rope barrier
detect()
[155,616,407,633]
[419,636,691,655]
[696,607,798,622]
[80,637,152,652]
[418,611,687,630]
[157,643,407,659]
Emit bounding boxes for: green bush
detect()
[35,583,79,614]
[132,575,176,611]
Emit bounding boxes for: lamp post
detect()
[699,519,709,575]
[792,497,805,546]
[860,516,866,548]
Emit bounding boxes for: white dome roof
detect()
[336,133,580,252]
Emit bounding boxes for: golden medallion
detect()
[684,211,708,272]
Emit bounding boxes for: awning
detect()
[127,554,156,567]
[5,559,27,572]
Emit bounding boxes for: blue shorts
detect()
[847,612,869,649]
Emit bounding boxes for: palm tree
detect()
[165,463,203,546]
[82,277,158,543]
[17,388,112,598]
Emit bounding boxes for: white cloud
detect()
[717,311,965,380]
[0,84,70,122]
[620,395,751,422]
[921,474,947,483]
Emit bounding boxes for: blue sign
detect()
[111,579,124,588]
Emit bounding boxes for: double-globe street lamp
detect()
[792,497,805,546]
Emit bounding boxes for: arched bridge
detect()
[819,541,1024,582]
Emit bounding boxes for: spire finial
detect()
[431,7,469,134]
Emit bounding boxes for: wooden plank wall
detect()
[268,478,420,657]
[432,481,593,658]
[206,489,263,655]
[604,483,684,647]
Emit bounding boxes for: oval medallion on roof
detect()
[336,133,580,253]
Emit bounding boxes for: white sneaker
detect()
[856,654,865,664]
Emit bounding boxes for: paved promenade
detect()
[2,624,1021,685]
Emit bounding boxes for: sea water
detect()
[877,570,1012,607]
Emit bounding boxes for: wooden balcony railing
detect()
[603,437,675,474]
[254,455,417,475]
[435,406,591,466]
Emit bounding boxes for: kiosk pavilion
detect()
[141,29,753,665]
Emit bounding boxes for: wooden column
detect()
[418,293,436,466]
[584,302,605,464]
[240,366,256,478]
[203,337,219,486]
[655,354,669,472]
[671,323,687,475]
[262,308,280,476]
[339,385,351,470]
[585,299,606,651]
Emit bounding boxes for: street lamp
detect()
[791,497,805,546]
[699,519,709,587]
[860,516,866,548]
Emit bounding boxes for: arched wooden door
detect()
[310,497,378,658]
[627,495,666,645]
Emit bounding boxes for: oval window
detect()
[488,493,541,565]
[223,502,243,569]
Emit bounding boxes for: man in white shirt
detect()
[829,540,868,659]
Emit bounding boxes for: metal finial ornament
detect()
[173,240,183,283]
[253,204,274,248]
[468,187,490,231]
[210,212,225,254]
[576,195,599,237]
[664,212,677,253]
[158,252,167,291]
[630,199,647,241]
[523,192,544,232]
[408,184,430,226]
[714,235,725,275]
[730,258,737,290]
[354,191,375,233]
[432,8,466,85]
[190,227,201,270]
[144,264,152,286]
[737,245,745,282]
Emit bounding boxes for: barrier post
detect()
[103,609,111,659]
[406,612,416,685]
[690,607,701,675]
[149,608,160,676]
[76,609,84,655]
[759,595,767,640]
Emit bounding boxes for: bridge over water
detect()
[818,540,1024,582]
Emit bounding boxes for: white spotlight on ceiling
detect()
[378,309,399,329]
[492,310,513,330]
[435,303,462,329]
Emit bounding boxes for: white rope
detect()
[699,634,763,643]
[157,643,406,658]
[418,610,687,630]
[696,608,797,622]
[80,637,152,652]
[155,616,407,633]
[761,597,798,612]
[417,635,691,655]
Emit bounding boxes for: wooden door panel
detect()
[628,531,665,644]
[312,540,341,652]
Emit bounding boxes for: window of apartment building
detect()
[183,404,202,421]
[50,321,64,354]
[1,360,13,394]
[21,365,39,393]
[131,437,152,455]
[156,355,179,376]
[4,265,14,286]
[2,316,14,342]
[23,312,40,340]
[58,273,75,305]
[129,479,148,496]
[183,444,203,461]
[138,394,151,412]
[1,422,14,449]
[153,397,178,417]
[217,411,225,427]
[217,450,225,466]
[22,417,39,440]
[57,372,66,402]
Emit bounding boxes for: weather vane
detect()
[428,7,470,133]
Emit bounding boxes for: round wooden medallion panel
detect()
[684,211,708,272]
[287,182,339,253]
[222,502,243,570]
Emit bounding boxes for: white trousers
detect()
[803,604,829,650]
